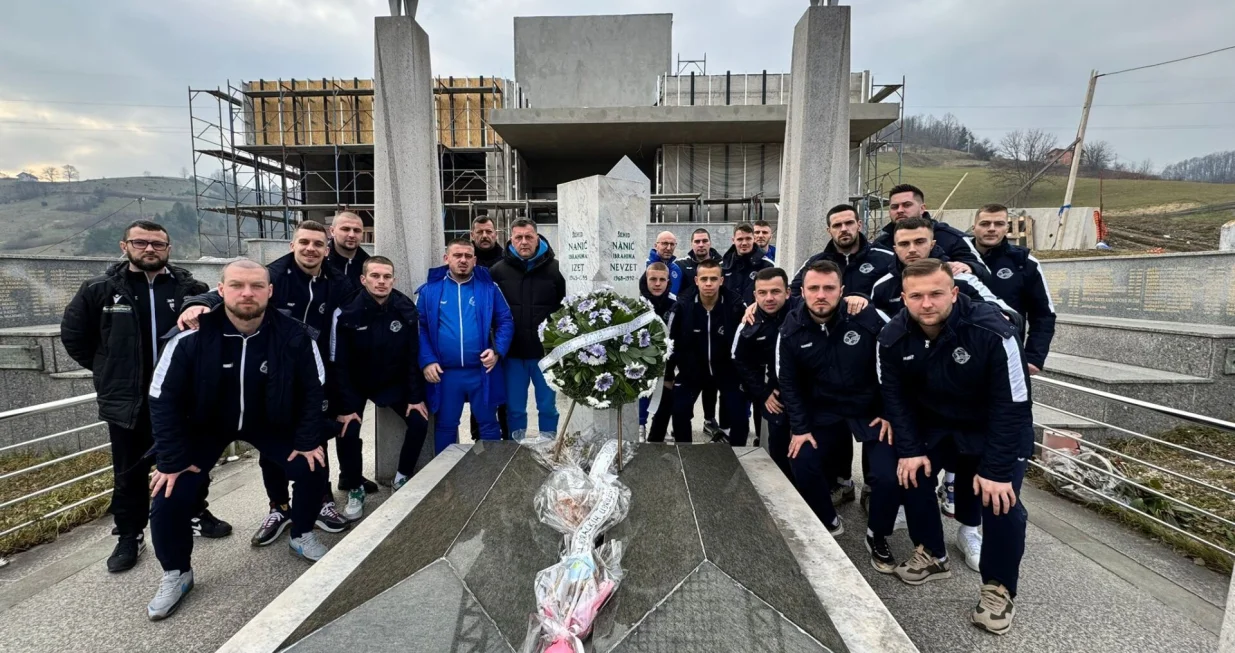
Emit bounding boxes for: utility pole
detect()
[1062,70,1098,209]
[138,196,145,220]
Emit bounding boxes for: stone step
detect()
[1050,314,1235,378]
[1032,404,1099,431]
[1042,352,1211,385]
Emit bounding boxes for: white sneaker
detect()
[957,525,982,572]
[638,425,647,442]
[342,488,365,521]
[290,532,330,562]
[893,506,908,532]
[148,569,194,620]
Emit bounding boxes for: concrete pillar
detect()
[372,13,443,484]
[1219,220,1235,252]
[1222,573,1235,652]
[553,156,650,440]
[778,5,851,275]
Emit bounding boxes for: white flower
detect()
[623,362,647,380]
[619,344,629,353]
[598,308,612,324]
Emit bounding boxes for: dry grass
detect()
[0,450,114,557]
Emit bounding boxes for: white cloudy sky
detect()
[1,0,1232,179]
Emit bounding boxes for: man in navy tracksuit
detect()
[418,239,514,453]
[778,260,894,544]
[791,204,896,299]
[178,220,355,545]
[721,222,775,307]
[646,230,683,295]
[325,211,370,287]
[667,259,748,445]
[639,262,676,442]
[146,259,331,620]
[971,204,1056,375]
[676,228,724,438]
[329,255,429,522]
[733,267,794,478]
[872,184,989,280]
[878,259,1033,636]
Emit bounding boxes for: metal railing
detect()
[1031,375,1235,560]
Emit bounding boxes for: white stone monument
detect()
[372,5,443,484]
[555,156,650,440]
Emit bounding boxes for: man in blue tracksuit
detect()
[732,267,793,478]
[646,230,683,295]
[878,259,1033,636]
[146,259,331,620]
[329,255,429,522]
[418,239,514,453]
[872,184,989,280]
[971,204,1057,375]
[778,260,894,546]
[791,204,896,299]
[753,220,776,262]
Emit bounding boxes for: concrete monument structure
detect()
[777,4,852,275]
[372,6,444,483]
[554,157,650,440]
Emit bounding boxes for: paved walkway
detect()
[0,411,1229,652]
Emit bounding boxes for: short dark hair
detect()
[295,220,329,238]
[692,228,710,238]
[753,220,771,229]
[804,259,842,280]
[471,215,494,227]
[734,222,755,235]
[893,216,934,235]
[646,262,669,274]
[446,237,475,250]
[825,204,858,227]
[902,258,952,281]
[124,220,167,240]
[363,255,395,274]
[511,218,537,232]
[889,184,925,203]
[754,267,788,286]
[977,203,1009,217]
[696,259,722,272]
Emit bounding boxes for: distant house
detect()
[15,172,38,182]
[1045,148,1074,166]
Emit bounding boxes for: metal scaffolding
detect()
[860,76,905,234]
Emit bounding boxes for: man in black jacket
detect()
[732,267,793,478]
[146,259,331,620]
[60,220,231,574]
[872,184,989,279]
[878,259,1033,636]
[325,211,370,287]
[675,227,723,437]
[721,222,775,307]
[470,215,505,269]
[639,262,676,442]
[666,260,748,445]
[791,204,896,299]
[778,260,893,543]
[329,256,429,521]
[489,219,565,438]
[178,221,353,544]
[971,204,1056,375]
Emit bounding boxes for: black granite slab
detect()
[591,444,704,650]
[610,561,832,653]
[678,444,849,653]
[289,560,512,653]
[445,446,560,645]
[283,441,519,647]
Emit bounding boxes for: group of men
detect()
[63,181,1055,634]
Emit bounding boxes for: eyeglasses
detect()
[126,239,169,251]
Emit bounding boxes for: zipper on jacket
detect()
[147,278,159,364]
[225,332,259,431]
[304,276,315,323]
[456,281,464,366]
[706,307,714,377]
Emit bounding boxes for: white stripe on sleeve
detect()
[149,330,196,399]
[310,340,326,386]
[1027,255,1057,313]
[1002,336,1029,402]
[875,344,883,384]
[329,307,342,362]
[956,273,1015,314]
[875,308,891,323]
[774,333,782,378]
[962,236,989,274]
[730,322,747,358]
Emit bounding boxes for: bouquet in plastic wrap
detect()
[521,540,626,653]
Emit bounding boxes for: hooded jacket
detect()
[721,244,775,307]
[645,248,683,295]
[489,236,567,359]
[61,262,209,429]
[790,233,896,298]
[877,293,1035,483]
[978,238,1056,369]
[329,288,425,416]
[326,240,369,288]
[873,212,990,280]
[639,273,677,319]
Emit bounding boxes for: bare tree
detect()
[1162,150,1235,183]
[1134,158,1156,176]
[40,166,60,182]
[62,164,79,182]
[180,166,190,180]
[142,170,152,177]
[1080,140,1117,173]
[990,128,1059,200]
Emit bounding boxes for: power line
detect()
[0,98,185,109]
[909,101,1235,109]
[1099,44,1235,78]
[0,124,186,133]
[33,199,139,255]
[964,124,1235,132]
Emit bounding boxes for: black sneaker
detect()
[703,419,722,439]
[107,533,145,573]
[831,481,856,506]
[251,506,292,547]
[361,477,380,494]
[191,509,233,538]
[826,515,845,536]
[866,534,897,574]
[315,502,349,533]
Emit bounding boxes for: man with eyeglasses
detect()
[62,220,233,575]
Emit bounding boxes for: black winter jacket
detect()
[979,239,1057,369]
[677,247,722,291]
[148,307,326,473]
[329,289,425,416]
[790,233,896,298]
[732,300,792,403]
[873,212,990,280]
[666,287,744,389]
[61,262,208,429]
[326,241,370,288]
[877,293,1035,482]
[639,275,677,319]
[777,302,888,436]
[474,243,504,269]
[489,237,567,359]
[721,245,775,306]
[869,247,1018,328]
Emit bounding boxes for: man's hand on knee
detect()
[288,446,326,472]
[150,465,201,498]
